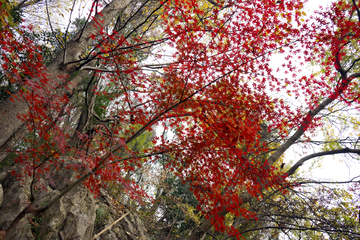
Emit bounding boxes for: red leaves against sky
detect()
[2,0,360,238]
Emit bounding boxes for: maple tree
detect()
[1,0,360,239]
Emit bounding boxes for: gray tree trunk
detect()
[0,0,132,149]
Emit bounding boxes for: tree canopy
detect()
[1,0,360,239]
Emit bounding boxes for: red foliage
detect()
[1,0,360,237]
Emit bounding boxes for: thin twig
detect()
[63,0,78,63]
[91,211,130,240]
[45,0,64,50]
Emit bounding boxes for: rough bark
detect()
[0,0,133,149]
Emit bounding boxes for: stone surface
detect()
[0,184,3,207]
[94,189,150,240]
[0,158,150,240]
[34,184,96,240]
[0,165,33,238]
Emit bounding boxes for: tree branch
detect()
[286,148,360,176]
[267,70,360,166]
[91,211,130,240]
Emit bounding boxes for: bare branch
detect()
[91,211,130,240]
[287,148,360,176]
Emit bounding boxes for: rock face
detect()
[94,189,150,240]
[0,158,150,240]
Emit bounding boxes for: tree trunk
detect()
[0,0,132,149]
